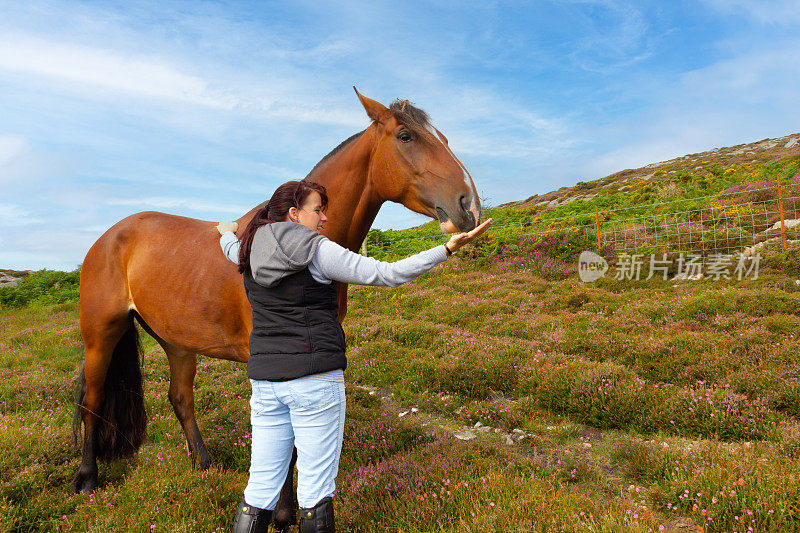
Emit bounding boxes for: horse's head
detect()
[355,88,481,233]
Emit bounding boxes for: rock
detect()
[398,411,408,418]
[503,435,515,445]
[583,442,592,449]
[664,517,701,532]
[512,429,525,435]
[786,137,799,148]
[744,237,800,256]
[770,219,800,230]
[454,430,477,441]
[474,421,483,428]
[411,408,418,413]
[477,426,491,433]
[0,274,20,287]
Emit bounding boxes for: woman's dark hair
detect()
[237,180,329,273]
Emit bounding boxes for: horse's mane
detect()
[388,99,433,143]
[305,130,364,178]
[304,100,434,179]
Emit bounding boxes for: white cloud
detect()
[560,0,651,73]
[0,134,28,167]
[0,203,45,225]
[681,46,800,103]
[701,0,800,25]
[402,87,574,161]
[0,34,238,108]
[0,33,366,129]
[0,228,94,270]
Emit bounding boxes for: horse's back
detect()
[80,211,251,358]
[81,211,211,293]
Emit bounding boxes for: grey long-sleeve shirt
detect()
[220,229,449,287]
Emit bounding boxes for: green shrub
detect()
[0,268,81,308]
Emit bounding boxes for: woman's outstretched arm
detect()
[311,218,492,287]
[216,218,493,284]
[311,239,447,287]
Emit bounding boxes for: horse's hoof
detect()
[190,451,211,471]
[72,470,98,494]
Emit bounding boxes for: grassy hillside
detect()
[366,134,800,262]
[2,134,800,532]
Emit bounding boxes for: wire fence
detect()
[363,176,800,259]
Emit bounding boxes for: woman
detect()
[216,180,491,533]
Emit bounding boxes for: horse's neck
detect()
[237,128,384,251]
[308,129,384,250]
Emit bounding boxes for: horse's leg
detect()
[272,447,298,531]
[73,335,116,493]
[163,345,210,469]
[73,316,136,493]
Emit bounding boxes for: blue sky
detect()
[1,0,799,270]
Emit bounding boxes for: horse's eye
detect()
[397,131,413,143]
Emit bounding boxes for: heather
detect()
[4,254,799,531]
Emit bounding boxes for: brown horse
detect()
[72,89,481,528]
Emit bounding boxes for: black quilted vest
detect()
[243,266,346,381]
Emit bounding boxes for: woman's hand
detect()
[446,218,493,253]
[216,221,238,235]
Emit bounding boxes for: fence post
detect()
[595,206,601,250]
[777,173,787,251]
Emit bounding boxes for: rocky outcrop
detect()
[0,274,20,287]
[0,269,33,288]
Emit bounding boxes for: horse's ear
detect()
[354,87,389,123]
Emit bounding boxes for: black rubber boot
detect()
[232,499,272,533]
[299,496,335,533]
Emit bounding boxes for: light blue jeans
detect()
[243,369,346,510]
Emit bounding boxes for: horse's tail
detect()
[72,325,147,461]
